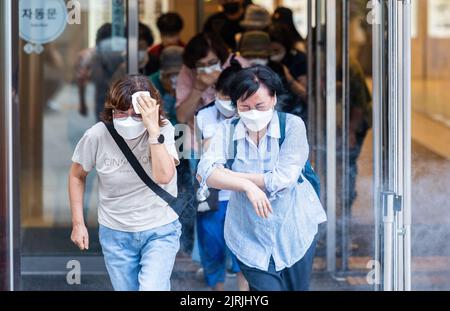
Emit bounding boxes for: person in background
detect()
[239,30,307,121]
[149,46,184,125]
[195,58,248,291]
[176,32,248,127]
[234,4,271,47]
[111,22,157,80]
[239,4,271,32]
[175,32,247,258]
[149,12,185,60]
[268,23,308,118]
[272,6,306,52]
[196,66,327,291]
[268,23,307,101]
[238,30,271,67]
[203,0,247,51]
[137,22,158,76]
[90,23,128,120]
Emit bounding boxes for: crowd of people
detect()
[69,0,371,292]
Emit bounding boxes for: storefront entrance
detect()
[2,0,450,291]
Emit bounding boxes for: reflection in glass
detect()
[20,0,128,256]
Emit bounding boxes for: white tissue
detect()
[131,91,150,114]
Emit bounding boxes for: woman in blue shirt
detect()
[196,65,327,291]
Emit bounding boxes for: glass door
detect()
[17,0,130,290]
[308,0,412,291]
[372,0,412,290]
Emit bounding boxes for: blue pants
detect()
[237,234,318,291]
[197,200,240,287]
[99,220,182,291]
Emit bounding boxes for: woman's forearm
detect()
[226,170,266,190]
[150,143,176,184]
[205,168,253,193]
[68,169,86,226]
[289,76,307,101]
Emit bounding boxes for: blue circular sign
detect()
[19,0,68,45]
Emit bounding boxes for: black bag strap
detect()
[102,122,177,207]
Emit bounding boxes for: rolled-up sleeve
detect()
[196,122,229,188]
[71,128,99,173]
[263,116,309,200]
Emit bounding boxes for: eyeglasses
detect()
[113,109,143,121]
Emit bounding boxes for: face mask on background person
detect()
[113,117,146,140]
[222,1,241,15]
[197,62,221,74]
[215,98,236,118]
[169,75,178,90]
[238,107,274,132]
[248,58,268,66]
[270,44,287,63]
[138,50,149,68]
[270,51,286,62]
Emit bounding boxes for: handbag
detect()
[195,181,219,213]
[103,122,196,221]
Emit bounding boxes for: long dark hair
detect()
[268,23,297,53]
[101,75,166,126]
[272,7,304,43]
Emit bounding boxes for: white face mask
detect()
[197,62,221,74]
[169,75,178,90]
[113,117,147,140]
[238,108,274,132]
[248,58,268,66]
[215,99,236,118]
[270,52,285,62]
[138,50,148,68]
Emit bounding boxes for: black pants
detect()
[237,235,318,291]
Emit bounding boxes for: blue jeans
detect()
[237,234,318,291]
[197,200,241,287]
[99,220,182,291]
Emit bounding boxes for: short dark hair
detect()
[157,12,184,35]
[95,23,112,45]
[183,32,229,69]
[138,22,154,46]
[215,56,243,96]
[229,65,285,104]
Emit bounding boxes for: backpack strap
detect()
[277,111,286,147]
[277,111,306,184]
[226,118,240,169]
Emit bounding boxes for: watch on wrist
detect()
[149,133,165,145]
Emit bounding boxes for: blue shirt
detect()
[197,112,327,271]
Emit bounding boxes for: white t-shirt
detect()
[72,121,179,232]
[196,104,233,202]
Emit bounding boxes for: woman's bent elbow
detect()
[154,169,175,185]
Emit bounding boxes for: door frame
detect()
[2,0,20,291]
[372,0,412,291]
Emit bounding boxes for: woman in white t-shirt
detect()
[195,59,248,291]
[69,75,181,291]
